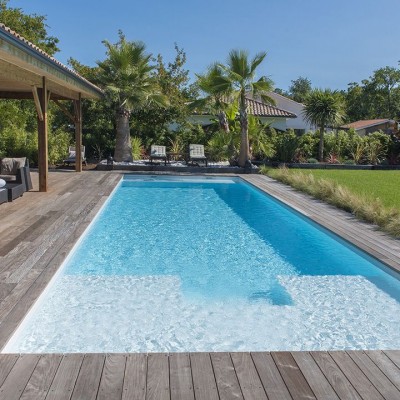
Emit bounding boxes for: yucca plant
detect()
[131,136,143,160]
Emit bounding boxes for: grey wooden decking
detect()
[0,351,400,399]
[0,170,399,400]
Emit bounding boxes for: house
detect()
[188,96,297,131]
[263,92,317,134]
[341,119,397,136]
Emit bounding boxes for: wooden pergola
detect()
[0,24,103,192]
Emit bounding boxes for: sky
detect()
[7,0,400,91]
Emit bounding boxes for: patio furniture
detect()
[150,145,167,165]
[189,144,208,166]
[0,157,32,200]
[0,188,7,205]
[63,146,87,166]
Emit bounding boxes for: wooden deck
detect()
[0,170,400,399]
[0,351,399,399]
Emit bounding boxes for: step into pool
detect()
[3,175,400,352]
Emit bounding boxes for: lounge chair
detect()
[63,146,87,166]
[189,144,208,166]
[149,145,167,165]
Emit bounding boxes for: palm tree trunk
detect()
[114,108,133,162]
[238,92,250,167]
[318,122,325,162]
[218,111,230,133]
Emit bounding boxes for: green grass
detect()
[293,169,400,210]
[261,166,400,237]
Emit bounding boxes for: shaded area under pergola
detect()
[0,23,103,192]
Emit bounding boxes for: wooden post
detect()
[37,77,48,192]
[74,93,82,172]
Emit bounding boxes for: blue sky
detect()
[8,0,400,91]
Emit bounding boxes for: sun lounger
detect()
[189,144,208,166]
[63,146,87,166]
[150,145,167,165]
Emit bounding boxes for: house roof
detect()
[193,96,296,119]
[0,23,103,100]
[341,119,392,130]
[246,97,296,118]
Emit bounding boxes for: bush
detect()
[307,158,318,164]
[48,128,71,165]
[272,129,299,163]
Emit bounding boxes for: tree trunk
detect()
[114,108,133,162]
[217,111,230,133]
[318,122,325,162]
[238,92,250,167]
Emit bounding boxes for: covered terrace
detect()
[0,23,103,191]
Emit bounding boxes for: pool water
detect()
[4,175,400,352]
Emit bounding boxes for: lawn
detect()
[293,169,400,210]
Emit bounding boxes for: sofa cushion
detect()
[0,157,26,175]
[0,178,5,188]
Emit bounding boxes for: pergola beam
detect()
[31,86,43,122]
[74,94,83,172]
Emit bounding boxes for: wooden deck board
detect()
[0,171,399,399]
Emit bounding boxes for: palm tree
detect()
[191,65,232,133]
[303,89,345,161]
[97,33,166,162]
[217,50,274,167]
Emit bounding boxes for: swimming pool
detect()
[3,175,400,352]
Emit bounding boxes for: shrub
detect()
[272,129,299,163]
[48,128,71,165]
[307,158,318,163]
[131,136,144,160]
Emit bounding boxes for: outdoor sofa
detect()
[0,157,33,202]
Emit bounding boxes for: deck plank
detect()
[365,350,400,391]
[97,354,126,400]
[0,354,19,387]
[311,352,361,400]
[20,354,63,400]
[347,351,400,400]
[231,352,268,400]
[383,350,400,369]
[291,352,339,400]
[147,353,170,400]
[122,353,147,400]
[190,353,219,400]
[210,352,243,400]
[271,352,316,400]
[329,351,384,400]
[0,354,40,400]
[70,354,105,400]
[46,354,85,400]
[251,352,291,400]
[170,353,194,400]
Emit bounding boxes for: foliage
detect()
[303,89,346,161]
[48,128,71,165]
[207,131,237,161]
[97,31,167,161]
[200,49,274,167]
[262,168,400,237]
[270,129,299,163]
[0,0,59,55]
[130,137,143,160]
[288,76,312,103]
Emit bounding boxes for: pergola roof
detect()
[0,23,103,100]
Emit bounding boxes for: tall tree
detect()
[97,32,166,162]
[192,64,233,133]
[303,89,345,161]
[288,76,312,103]
[203,50,273,167]
[0,0,59,55]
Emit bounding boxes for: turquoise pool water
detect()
[4,175,400,352]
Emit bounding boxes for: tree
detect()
[97,32,166,162]
[202,50,273,167]
[192,64,233,133]
[0,0,59,55]
[303,89,345,161]
[288,76,312,103]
